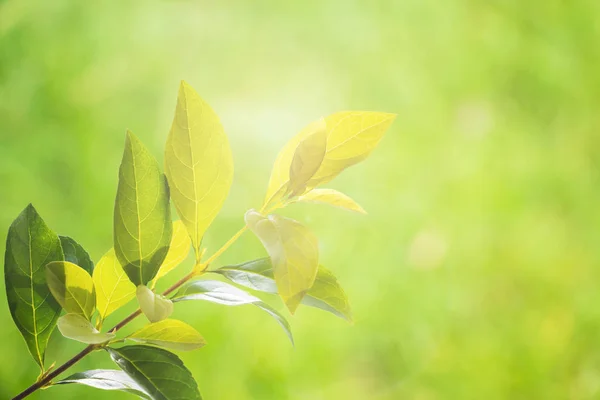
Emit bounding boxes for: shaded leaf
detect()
[56,369,152,399]
[288,121,327,197]
[93,249,136,321]
[297,188,366,214]
[165,81,234,259]
[4,204,64,369]
[60,236,94,275]
[245,210,319,313]
[136,285,173,323]
[129,319,206,351]
[263,118,325,209]
[114,130,173,286]
[174,280,293,344]
[153,220,192,284]
[46,261,96,320]
[107,345,202,400]
[217,258,352,322]
[57,314,115,344]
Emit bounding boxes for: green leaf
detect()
[217,258,352,322]
[55,369,152,399]
[114,130,173,286]
[59,236,94,275]
[136,285,173,323]
[153,220,192,284]
[4,204,64,369]
[245,210,319,313]
[107,345,202,400]
[174,280,293,344]
[296,188,366,214]
[93,249,136,321]
[128,319,206,351]
[165,81,234,259]
[57,314,115,344]
[46,261,96,320]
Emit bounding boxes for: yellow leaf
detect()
[245,210,319,313]
[288,121,327,197]
[46,261,95,320]
[129,319,206,351]
[153,221,192,283]
[263,118,325,209]
[307,111,396,187]
[136,285,174,323]
[297,188,366,214]
[165,81,234,259]
[93,249,136,320]
[263,112,395,209]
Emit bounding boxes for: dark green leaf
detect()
[4,204,64,369]
[174,280,293,344]
[56,369,151,399]
[107,345,202,400]
[59,236,94,274]
[216,258,353,322]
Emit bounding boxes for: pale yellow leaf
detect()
[93,249,136,320]
[297,188,366,214]
[57,314,115,344]
[165,81,234,258]
[129,319,206,351]
[136,285,174,323]
[307,111,396,187]
[245,209,319,313]
[46,261,95,320]
[153,221,192,283]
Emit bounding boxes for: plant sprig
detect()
[4,81,395,399]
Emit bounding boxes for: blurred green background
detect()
[1,0,600,399]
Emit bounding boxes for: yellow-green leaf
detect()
[93,249,136,321]
[263,118,325,209]
[288,121,327,197]
[114,131,173,287]
[245,210,319,313]
[297,188,366,214]
[153,221,192,284]
[136,285,174,323]
[165,81,234,259]
[128,319,206,351]
[57,314,115,344]
[46,261,95,320]
[307,111,396,187]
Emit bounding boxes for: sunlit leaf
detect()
[60,236,94,275]
[245,210,319,313]
[153,220,192,284]
[174,280,293,344]
[165,81,234,259]
[57,314,115,344]
[306,111,396,187]
[136,285,173,323]
[114,130,173,286]
[217,258,352,322]
[288,121,327,197]
[93,249,136,321]
[107,345,202,400]
[128,319,206,351]
[263,118,325,209]
[56,369,152,399]
[46,261,96,320]
[4,204,63,369]
[297,188,366,214]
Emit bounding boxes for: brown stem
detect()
[11,271,198,400]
